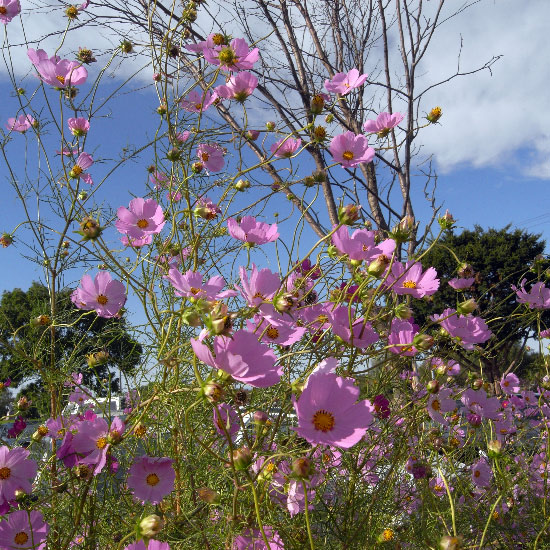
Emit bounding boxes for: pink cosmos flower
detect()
[150,170,168,188]
[203,38,259,71]
[0,0,20,23]
[71,271,126,318]
[127,456,175,504]
[191,329,282,387]
[67,117,90,136]
[121,235,152,248]
[512,279,550,309]
[427,389,456,425]
[329,306,378,349]
[233,527,284,550]
[116,198,165,239]
[69,152,94,185]
[5,114,34,133]
[331,226,395,262]
[293,372,372,448]
[500,373,520,395]
[448,277,475,290]
[215,72,258,102]
[165,269,226,300]
[471,458,492,488]
[179,89,218,113]
[431,308,492,350]
[213,403,240,439]
[0,447,37,509]
[388,319,419,356]
[363,111,404,136]
[270,137,301,158]
[540,328,550,338]
[197,143,225,173]
[28,48,88,88]
[384,261,440,298]
[194,196,221,220]
[329,131,374,168]
[175,131,190,143]
[247,315,306,346]
[125,541,170,550]
[461,388,500,421]
[324,68,368,95]
[0,510,49,550]
[238,264,281,306]
[429,477,449,498]
[227,216,279,245]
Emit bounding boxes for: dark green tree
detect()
[416,225,548,383]
[0,282,142,417]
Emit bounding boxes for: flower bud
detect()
[457,263,474,278]
[457,298,477,315]
[181,309,202,327]
[377,529,395,543]
[232,447,252,471]
[426,380,440,394]
[87,350,110,368]
[438,209,455,230]
[274,293,296,313]
[78,217,102,241]
[77,48,97,64]
[265,121,276,131]
[427,106,443,124]
[235,179,250,191]
[202,381,224,403]
[310,94,325,115]
[166,147,181,162]
[0,233,14,247]
[394,303,413,320]
[325,113,334,123]
[413,333,434,351]
[338,204,360,225]
[439,535,462,550]
[367,254,390,277]
[246,130,260,141]
[542,375,550,390]
[291,457,313,478]
[31,314,51,328]
[156,103,167,116]
[17,396,31,411]
[139,515,164,537]
[487,439,503,458]
[472,378,484,390]
[120,40,133,54]
[197,487,221,504]
[253,410,269,424]
[32,425,49,442]
[390,216,415,243]
[14,489,27,502]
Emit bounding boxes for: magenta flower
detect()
[215,72,258,102]
[0,0,20,23]
[0,446,37,509]
[71,271,126,318]
[431,308,492,350]
[238,264,281,306]
[270,137,301,158]
[247,315,305,346]
[500,373,520,395]
[448,277,475,290]
[69,152,94,185]
[471,458,492,488]
[234,527,284,550]
[191,329,282,387]
[197,143,225,173]
[363,111,404,136]
[67,117,90,136]
[427,389,456,425]
[28,48,88,88]
[329,131,374,168]
[331,226,395,262]
[179,89,218,113]
[116,198,165,239]
[165,269,226,300]
[203,38,259,71]
[383,261,440,298]
[293,372,372,448]
[127,456,175,504]
[5,114,35,133]
[126,541,170,550]
[7,417,26,439]
[512,279,550,309]
[0,510,49,550]
[324,68,368,95]
[461,388,500,420]
[227,216,279,245]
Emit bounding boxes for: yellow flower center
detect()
[96,436,108,449]
[434,484,443,492]
[252,292,266,300]
[266,326,279,340]
[312,409,335,432]
[212,33,225,46]
[96,294,109,305]
[136,219,149,229]
[431,399,441,411]
[65,5,78,17]
[315,314,328,324]
[56,75,66,85]
[474,469,481,478]
[201,152,210,162]
[218,46,236,65]
[0,467,11,480]
[342,151,354,161]
[382,529,394,541]
[14,532,29,545]
[190,287,201,295]
[0,6,7,14]
[403,280,417,289]
[194,103,203,110]
[265,462,277,473]
[71,165,83,176]
[146,473,160,486]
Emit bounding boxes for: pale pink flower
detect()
[324,68,368,95]
[116,198,165,239]
[28,48,88,88]
[203,38,259,71]
[471,458,492,488]
[363,111,404,136]
[329,131,374,168]
[67,117,90,136]
[0,510,48,550]
[5,114,34,133]
[71,271,126,318]
[512,279,550,309]
[500,373,520,395]
[215,72,258,102]
[427,389,456,425]
[127,456,175,504]
[270,137,301,158]
[0,0,20,23]
[179,89,217,113]
[448,277,475,290]
[227,216,279,245]
[69,152,94,185]
[384,261,440,298]
[431,308,492,350]
[165,269,226,300]
[197,143,225,173]
[0,446,37,509]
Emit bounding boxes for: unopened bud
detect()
[197,487,220,504]
[377,529,395,543]
[192,162,204,174]
[120,40,133,54]
[487,439,503,458]
[325,113,334,123]
[394,304,413,320]
[181,309,202,327]
[426,380,440,394]
[166,147,181,162]
[542,375,550,390]
[253,410,269,424]
[14,489,27,502]
[439,535,462,550]
[78,217,102,240]
[0,233,14,247]
[17,396,31,411]
[31,314,51,328]
[338,204,360,225]
[413,333,434,351]
[438,209,455,230]
[367,255,390,277]
[235,179,250,191]
[265,121,276,131]
[427,106,443,124]
[32,425,49,442]
[457,298,477,315]
[291,457,312,478]
[310,94,325,115]
[472,378,484,390]
[246,130,260,141]
[87,350,109,368]
[139,515,164,537]
[202,381,224,403]
[274,293,295,313]
[232,447,252,471]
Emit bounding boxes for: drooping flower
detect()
[196,143,225,173]
[215,72,258,102]
[28,48,88,88]
[127,456,175,504]
[5,114,35,133]
[191,329,282,387]
[227,216,279,245]
[0,0,20,23]
[0,510,49,550]
[363,111,404,137]
[270,137,301,158]
[512,279,550,309]
[431,308,492,350]
[71,271,126,318]
[0,447,37,509]
[179,89,218,113]
[116,198,165,239]
[293,372,373,448]
[165,269,226,301]
[324,68,368,95]
[69,152,94,185]
[329,131,374,168]
[203,38,259,71]
[67,117,90,136]
[384,261,439,298]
